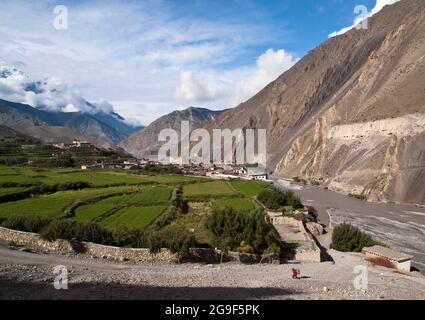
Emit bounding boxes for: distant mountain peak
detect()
[119,106,226,158]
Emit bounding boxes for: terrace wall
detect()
[0,227,280,264]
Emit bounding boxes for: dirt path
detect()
[1,244,424,300]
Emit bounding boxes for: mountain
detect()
[204,0,425,204]
[0,99,140,145]
[119,107,226,158]
[0,65,142,145]
[0,125,40,144]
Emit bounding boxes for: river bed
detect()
[272,177,425,272]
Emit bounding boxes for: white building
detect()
[247,167,268,181]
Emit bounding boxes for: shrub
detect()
[112,227,147,248]
[331,223,382,252]
[172,185,189,214]
[2,215,52,233]
[40,220,112,245]
[160,224,196,261]
[147,231,164,254]
[204,207,280,255]
[257,187,303,210]
[239,241,254,254]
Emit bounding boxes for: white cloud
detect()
[232,48,298,105]
[0,64,116,115]
[0,1,291,125]
[329,0,402,38]
[176,70,228,103]
[175,48,298,107]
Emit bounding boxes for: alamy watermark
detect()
[53,265,68,290]
[157,121,267,168]
[53,5,68,30]
[354,5,369,30]
[353,265,368,290]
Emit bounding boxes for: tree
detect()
[331,223,383,252]
[160,224,196,263]
[204,207,280,255]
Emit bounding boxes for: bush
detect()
[2,215,52,233]
[204,207,280,255]
[257,187,303,210]
[112,227,147,248]
[147,231,164,254]
[160,224,196,261]
[172,185,189,214]
[40,220,112,245]
[331,223,382,252]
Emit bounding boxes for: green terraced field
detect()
[100,205,168,230]
[213,198,255,211]
[183,180,236,197]
[0,166,269,233]
[230,180,269,198]
[74,203,118,223]
[0,186,138,218]
[0,187,28,196]
[73,185,172,222]
[0,166,151,186]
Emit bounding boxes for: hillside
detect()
[204,0,425,204]
[0,99,139,145]
[120,107,225,158]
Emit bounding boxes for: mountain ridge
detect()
[119,106,226,158]
[203,0,425,204]
[0,99,141,145]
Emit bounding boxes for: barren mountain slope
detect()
[204,0,425,204]
[120,107,225,158]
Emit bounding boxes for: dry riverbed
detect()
[1,243,424,300]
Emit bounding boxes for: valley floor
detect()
[0,242,424,300]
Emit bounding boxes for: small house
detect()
[362,245,413,273]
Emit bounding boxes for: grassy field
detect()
[0,186,138,218]
[230,180,269,198]
[183,181,236,197]
[100,205,168,230]
[0,166,206,186]
[213,198,255,211]
[0,187,28,196]
[73,185,172,223]
[0,167,270,234]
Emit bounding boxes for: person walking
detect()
[292,268,301,280]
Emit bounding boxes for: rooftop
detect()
[362,245,413,262]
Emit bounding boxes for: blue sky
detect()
[0,0,399,125]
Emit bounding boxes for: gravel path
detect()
[1,244,424,300]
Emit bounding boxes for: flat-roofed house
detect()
[362,245,413,273]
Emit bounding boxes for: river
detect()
[271,177,425,272]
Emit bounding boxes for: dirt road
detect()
[1,244,424,300]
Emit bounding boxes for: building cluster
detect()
[80,156,269,181]
[181,162,269,181]
[52,140,93,149]
[81,159,151,170]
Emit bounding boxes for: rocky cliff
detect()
[204,0,425,204]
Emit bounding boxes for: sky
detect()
[0,0,401,126]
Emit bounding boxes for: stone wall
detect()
[0,227,177,263]
[0,227,281,264]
